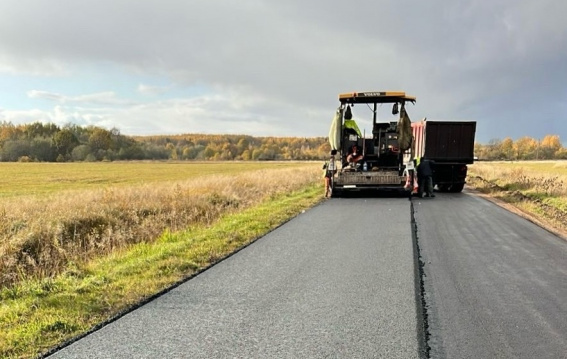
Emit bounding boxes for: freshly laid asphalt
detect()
[414,192,567,359]
[48,197,421,358]
[47,189,567,359]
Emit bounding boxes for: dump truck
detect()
[327,91,417,197]
[411,119,477,193]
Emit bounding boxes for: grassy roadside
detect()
[1,184,324,359]
[1,163,319,289]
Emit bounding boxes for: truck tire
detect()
[449,183,465,193]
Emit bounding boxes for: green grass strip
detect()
[0,184,324,359]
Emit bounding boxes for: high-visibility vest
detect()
[344,119,362,137]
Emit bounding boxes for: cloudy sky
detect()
[1,0,566,144]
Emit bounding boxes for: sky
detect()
[1,0,566,144]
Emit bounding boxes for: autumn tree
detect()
[0,121,22,143]
[88,128,112,153]
[500,137,514,160]
[555,147,567,159]
[52,128,79,157]
[24,122,59,139]
[514,137,538,160]
[474,142,487,160]
[539,135,562,159]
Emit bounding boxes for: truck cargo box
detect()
[412,120,476,164]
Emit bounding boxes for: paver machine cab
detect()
[328,91,416,197]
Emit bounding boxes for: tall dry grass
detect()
[0,166,320,288]
[468,162,567,197]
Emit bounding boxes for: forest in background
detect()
[474,135,567,160]
[0,122,328,162]
[0,121,566,162]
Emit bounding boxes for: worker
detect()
[346,144,363,165]
[343,105,362,138]
[416,157,435,198]
[323,149,338,197]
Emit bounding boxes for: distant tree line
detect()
[474,135,567,161]
[2,121,566,162]
[0,121,330,162]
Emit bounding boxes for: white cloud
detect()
[0,108,50,124]
[137,84,171,96]
[27,90,137,106]
[4,88,313,136]
[0,55,69,76]
[27,90,65,102]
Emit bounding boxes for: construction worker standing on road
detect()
[323,149,338,197]
[416,157,435,198]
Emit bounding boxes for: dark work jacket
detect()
[417,158,434,178]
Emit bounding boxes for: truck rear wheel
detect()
[449,183,465,192]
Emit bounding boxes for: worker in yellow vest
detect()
[343,105,361,137]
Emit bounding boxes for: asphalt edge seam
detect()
[410,198,431,358]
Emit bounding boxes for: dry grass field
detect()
[1,161,326,358]
[467,160,567,237]
[0,161,308,198]
[0,161,320,288]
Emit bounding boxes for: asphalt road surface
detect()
[47,197,422,359]
[46,191,567,359]
[414,191,567,359]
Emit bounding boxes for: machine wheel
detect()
[438,184,450,192]
[331,187,342,198]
